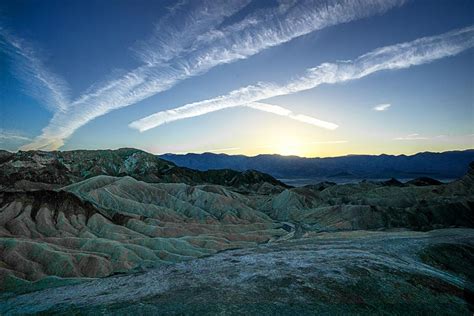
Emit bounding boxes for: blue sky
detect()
[1,0,473,157]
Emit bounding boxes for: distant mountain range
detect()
[160,150,474,185]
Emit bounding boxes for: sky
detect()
[0,0,473,157]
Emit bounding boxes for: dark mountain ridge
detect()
[161,149,474,183]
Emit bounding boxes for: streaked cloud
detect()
[0,129,32,151]
[246,102,338,130]
[0,130,31,142]
[373,103,391,111]
[394,133,429,141]
[0,27,69,112]
[163,146,241,155]
[309,140,348,144]
[256,139,348,149]
[18,0,405,150]
[394,133,474,141]
[130,25,474,132]
[170,141,348,155]
[204,147,241,153]
[210,141,348,154]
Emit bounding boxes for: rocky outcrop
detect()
[262,168,474,231]
[2,229,473,315]
[0,182,287,292]
[0,148,289,192]
[407,177,443,186]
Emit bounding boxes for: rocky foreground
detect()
[0,148,473,314]
[1,229,473,315]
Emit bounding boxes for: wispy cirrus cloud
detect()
[0,129,31,151]
[245,102,338,130]
[394,133,474,142]
[373,103,391,111]
[254,139,348,151]
[394,133,429,140]
[0,129,31,142]
[19,0,405,150]
[309,140,348,144]
[130,25,474,132]
[0,27,69,112]
[201,141,348,154]
[204,147,241,153]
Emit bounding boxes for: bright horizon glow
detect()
[4,135,473,158]
[145,134,474,158]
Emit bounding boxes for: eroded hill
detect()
[0,149,473,311]
[0,148,288,193]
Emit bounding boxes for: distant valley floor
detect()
[278,177,458,186]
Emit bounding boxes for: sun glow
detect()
[274,138,304,156]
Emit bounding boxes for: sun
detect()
[275,138,303,156]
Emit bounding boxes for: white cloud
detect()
[394,133,429,140]
[394,133,474,142]
[373,103,391,111]
[204,147,241,153]
[255,139,348,150]
[0,134,30,142]
[309,140,348,144]
[245,102,338,130]
[18,0,405,150]
[0,129,31,151]
[163,146,241,155]
[207,141,347,153]
[130,25,474,132]
[0,28,69,112]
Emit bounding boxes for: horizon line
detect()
[4,147,473,160]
